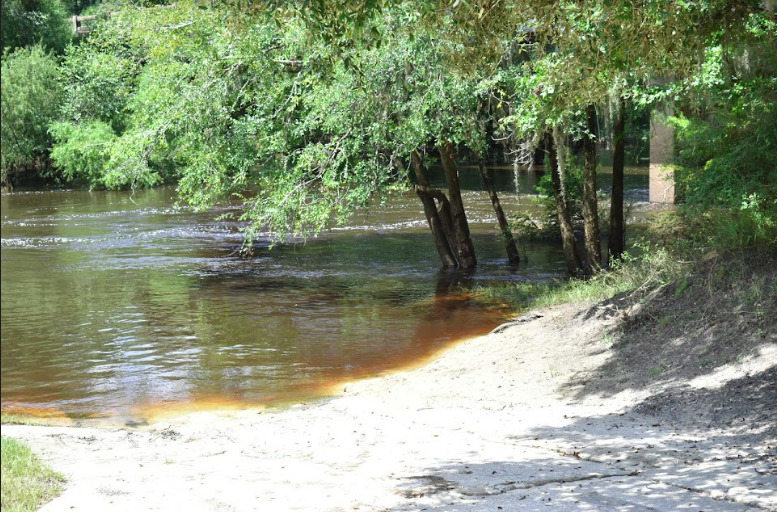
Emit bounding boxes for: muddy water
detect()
[1,167,647,423]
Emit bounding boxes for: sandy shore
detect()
[3,302,776,511]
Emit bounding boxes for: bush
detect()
[0,0,72,55]
[50,120,117,186]
[673,98,777,211]
[59,43,139,134]
[672,15,777,250]
[50,120,165,189]
[681,198,777,251]
[512,162,584,242]
[0,45,64,187]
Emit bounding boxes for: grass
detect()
[0,414,62,426]
[475,241,691,313]
[648,365,666,376]
[479,200,777,316]
[674,277,691,298]
[1,436,65,512]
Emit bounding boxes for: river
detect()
[1,165,648,424]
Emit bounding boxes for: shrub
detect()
[50,120,116,186]
[0,0,72,54]
[672,16,777,250]
[512,163,584,242]
[0,45,63,186]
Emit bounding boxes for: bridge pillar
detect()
[649,104,676,204]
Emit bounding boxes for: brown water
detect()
[1,167,648,424]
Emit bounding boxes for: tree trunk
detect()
[582,104,602,274]
[479,158,520,265]
[608,97,626,265]
[412,150,458,268]
[546,130,583,275]
[438,143,477,268]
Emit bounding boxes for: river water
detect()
[1,166,648,423]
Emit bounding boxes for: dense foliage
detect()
[672,13,777,248]
[1,0,72,54]
[0,0,774,255]
[0,45,64,186]
[673,18,777,203]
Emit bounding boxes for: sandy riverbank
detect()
[3,299,776,511]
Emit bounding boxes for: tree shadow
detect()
[381,254,777,510]
[562,254,777,402]
[383,369,776,511]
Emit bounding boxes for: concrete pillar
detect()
[649,105,676,204]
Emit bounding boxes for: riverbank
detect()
[3,253,775,511]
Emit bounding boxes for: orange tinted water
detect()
[2,168,647,425]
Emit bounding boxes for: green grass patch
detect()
[475,242,691,312]
[0,414,59,426]
[648,365,667,376]
[674,277,691,299]
[1,436,65,512]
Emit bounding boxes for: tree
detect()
[671,11,777,247]
[479,157,520,266]
[438,143,477,267]
[0,45,64,187]
[412,150,458,268]
[52,1,251,190]
[436,0,775,269]
[581,104,601,273]
[1,0,72,54]
[44,0,775,262]
[544,129,582,275]
[608,96,626,263]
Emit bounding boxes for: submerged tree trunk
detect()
[412,150,458,268]
[438,143,477,268]
[609,97,626,265]
[479,158,520,265]
[546,130,583,275]
[582,104,602,274]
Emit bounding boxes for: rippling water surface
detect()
[1,167,647,423]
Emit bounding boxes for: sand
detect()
[3,301,776,511]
